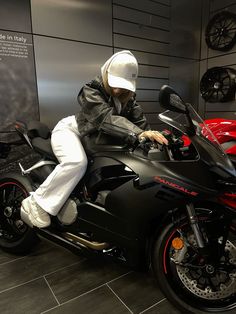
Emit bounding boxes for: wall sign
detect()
[0,30,38,142]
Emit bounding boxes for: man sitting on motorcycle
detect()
[21,50,168,228]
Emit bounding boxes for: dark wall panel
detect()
[113,0,170,18]
[133,50,169,67]
[205,111,236,119]
[136,90,159,102]
[169,0,202,108]
[113,5,170,30]
[169,57,200,109]
[139,101,164,113]
[207,4,236,58]
[0,0,31,33]
[200,0,236,119]
[139,65,168,78]
[163,0,201,129]
[31,0,113,128]
[136,77,168,90]
[114,34,169,54]
[31,0,112,46]
[170,0,202,60]
[210,0,236,12]
[34,36,112,128]
[205,101,236,112]
[113,19,170,43]
[113,0,170,128]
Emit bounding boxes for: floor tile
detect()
[108,271,164,314]
[142,298,181,314]
[0,277,57,314]
[0,249,25,265]
[43,285,131,314]
[46,256,128,303]
[0,238,81,292]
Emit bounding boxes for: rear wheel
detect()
[152,208,236,313]
[0,174,38,253]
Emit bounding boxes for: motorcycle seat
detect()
[31,137,56,160]
[27,120,51,139]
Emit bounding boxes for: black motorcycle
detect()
[1,85,236,314]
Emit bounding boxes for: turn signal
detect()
[172,237,184,250]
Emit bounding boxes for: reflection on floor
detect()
[0,237,181,314]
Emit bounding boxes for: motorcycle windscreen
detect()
[158,106,236,178]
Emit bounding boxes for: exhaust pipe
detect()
[63,232,110,250]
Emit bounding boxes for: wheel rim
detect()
[206,11,236,51]
[163,216,236,310]
[0,181,28,242]
[200,67,236,102]
[176,238,236,300]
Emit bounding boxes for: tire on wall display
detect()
[205,11,236,51]
[200,67,236,102]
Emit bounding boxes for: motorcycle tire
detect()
[0,173,38,254]
[152,209,236,314]
[205,11,236,51]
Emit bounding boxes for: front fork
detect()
[186,203,205,248]
[185,203,214,262]
[185,203,230,263]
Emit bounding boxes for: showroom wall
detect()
[199,0,236,119]
[0,0,203,140]
[169,0,202,112]
[32,0,172,130]
[112,0,170,129]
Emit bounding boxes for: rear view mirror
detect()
[159,85,187,113]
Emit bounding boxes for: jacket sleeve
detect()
[126,99,150,131]
[78,83,144,142]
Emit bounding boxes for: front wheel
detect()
[0,173,38,253]
[152,208,236,313]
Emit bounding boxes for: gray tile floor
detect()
[0,237,181,314]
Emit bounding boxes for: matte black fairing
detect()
[82,149,219,239]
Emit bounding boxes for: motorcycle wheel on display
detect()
[152,207,236,313]
[205,11,236,51]
[200,67,236,102]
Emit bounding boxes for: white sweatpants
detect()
[33,115,88,216]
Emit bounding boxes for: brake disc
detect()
[176,240,236,300]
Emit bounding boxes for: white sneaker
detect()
[21,195,51,228]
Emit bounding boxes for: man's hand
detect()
[138,130,168,145]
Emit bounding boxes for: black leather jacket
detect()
[75,76,150,144]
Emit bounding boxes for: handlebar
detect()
[134,130,193,161]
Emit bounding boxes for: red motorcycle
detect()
[205,119,236,156]
[183,118,236,162]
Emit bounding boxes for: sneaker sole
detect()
[20,205,34,228]
[21,200,51,229]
